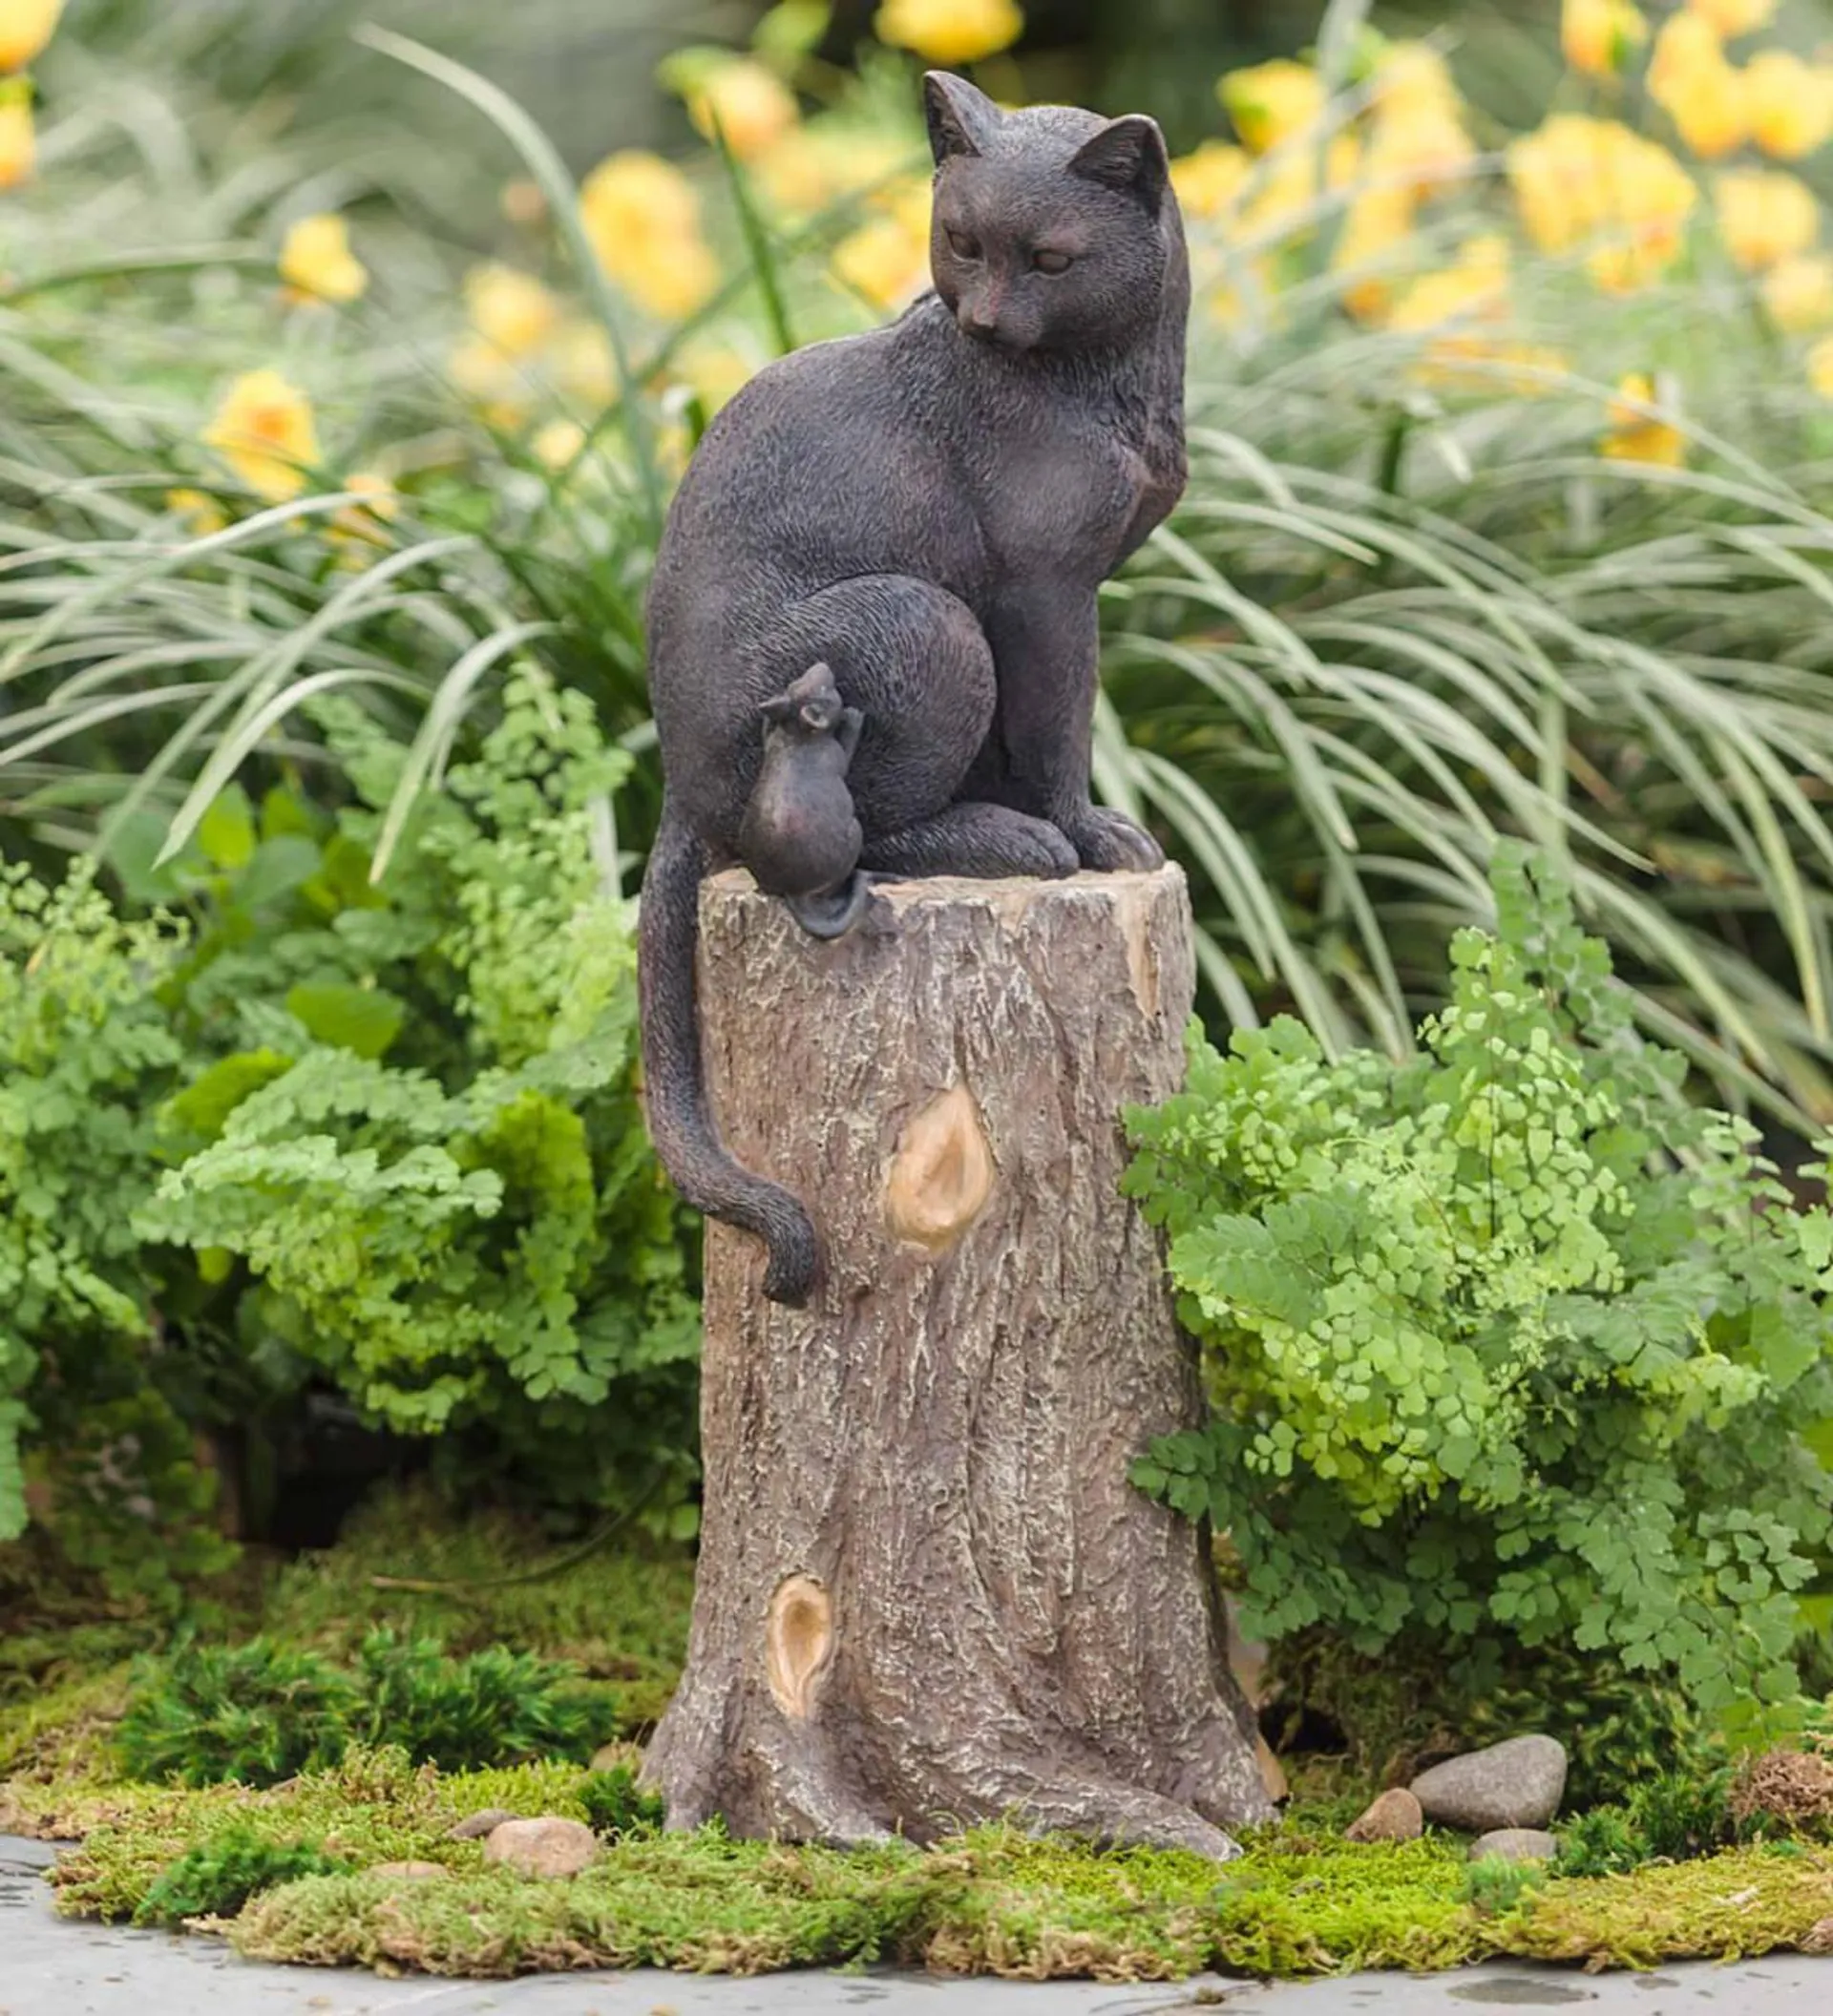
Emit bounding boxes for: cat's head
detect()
[923,72,1179,357]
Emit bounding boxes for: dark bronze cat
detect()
[640,70,1190,1304]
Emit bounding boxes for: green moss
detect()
[1504,1845,1833,1966]
[42,1750,1833,1982]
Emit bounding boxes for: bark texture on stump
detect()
[642,864,1274,1858]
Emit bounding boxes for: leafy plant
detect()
[576,1762,666,1840]
[350,1632,611,1774]
[1127,843,1833,1712]
[116,1629,616,1786]
[116,1640,358,1787]
[0,860,232,1593]
[135,1824,353,1928]
[134,667,703,1524]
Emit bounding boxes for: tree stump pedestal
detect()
[642,865,1274,1857]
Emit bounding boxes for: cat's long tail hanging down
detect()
[638,808,821,1306]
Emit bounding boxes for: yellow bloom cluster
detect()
[279,214,369,305]
[1715,166,1818,272]
[1508,115,1696,291]
[0,0,61,73]
[874,0,1023,68]
[685,58,799,161]
[1562,0,1648,80]
[832,178,934,311]
[202,369,321,502]
[0,0,63,191]
[1600,371,1686,466]
[581,150,719,321]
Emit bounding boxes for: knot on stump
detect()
[766,1575,834,1720]
[884,1082,994,1252]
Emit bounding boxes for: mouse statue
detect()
[639,69,1189,1305]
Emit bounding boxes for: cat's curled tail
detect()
[639,808,821,1306]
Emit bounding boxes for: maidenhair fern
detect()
[1126,843,1833,1712]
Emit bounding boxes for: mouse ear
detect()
[759,691,797,724]
[924,71,1001,166]
[1069,114,1169,208]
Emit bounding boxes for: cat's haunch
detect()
[638,69,1189,1305]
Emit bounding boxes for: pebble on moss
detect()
[1468,1829,1557,1863]
[483,1816,600,1878]
[1410,1736,1568,1833]
[1344,1789,1423,1843]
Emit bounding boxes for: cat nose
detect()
[959,300,1003,343]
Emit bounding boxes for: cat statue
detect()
[640,69,1190,1304]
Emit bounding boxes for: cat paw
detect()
[1061,806,1164,873]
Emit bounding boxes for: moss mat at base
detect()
[14,1749,1832,1982]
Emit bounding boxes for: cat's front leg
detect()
[983,585,1164,873]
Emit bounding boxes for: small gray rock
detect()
[483,1816,600,1879]
[1344,1788,1423,1843]
[449,1807,518,1840]
[1410,1735,1568,1832]
[1468,1828,1558,1864]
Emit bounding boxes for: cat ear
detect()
[1068,115,1169,207]
[924,71,1001,165]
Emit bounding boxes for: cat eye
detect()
[1033,249,1074,275]
[945,229,982,261]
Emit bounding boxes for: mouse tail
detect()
[638,807,820,1306]
[786,872,872,941]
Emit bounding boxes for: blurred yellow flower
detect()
[1369,41,1461,118]
[756,125,909,219]
[165,489,227,536]
[1366,97,1475,196]
[465,263,559,359]
[1219,59,1326,157]
[0,82,30,188]
[1715,166,1819,270]
[833,211,929,310]
[1684,0,1773,34]
[674,339,756,415]
[203,369,320,502]
[1388,234,1511,335]
[874,0,1022,67]
[279,214,369,305]
[581,151,719,321]
[1240,131,1361,240]
[331,470,398,549]
[549,321,619,410]
[1169,140,1252,222]
[1562,0,1648,78]
[1667,66,1749,158]
[1762,252,1833,329]
[1600,372,1685,465]
[533,418,588,471]
[1649,12,1720,95]
[0,0,61,73]
[1808,332,1833,395]
[448,335,533,428]
[1331,185,1418,323]
[1508,116,1696,291]
[687,59,799,162]
[1745,52,1833,159]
